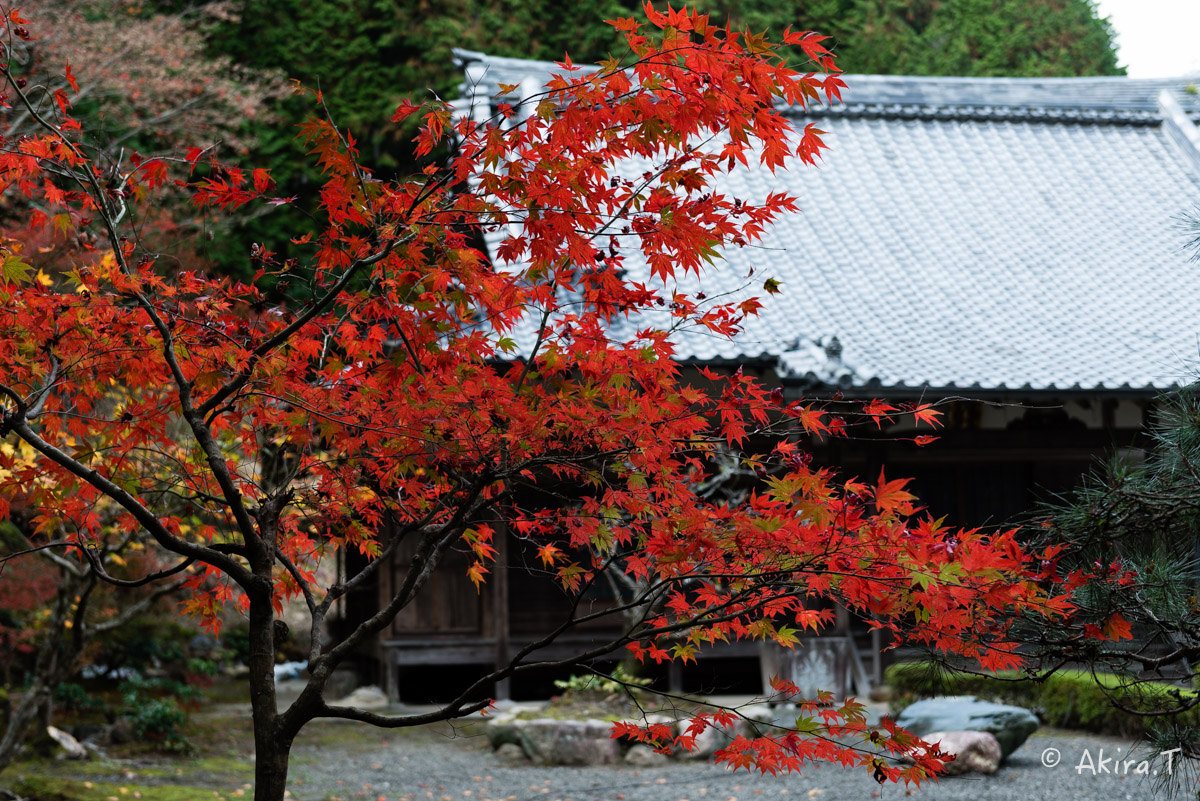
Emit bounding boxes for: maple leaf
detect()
[874,469,917,515]
[252,169,273,194]
[0,254,32,285]
[466,562,488,591]
[912,403,944,428]
[392,98,421,123]
[537,544,562,567]
[1102,613,1133,641]
[605,16,639,32]
[786,403,827,435]
[863,399,897,429]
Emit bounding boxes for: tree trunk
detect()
[247,590,290,801]
[0,683,49,774]
[0,573,75,774]
[252,725,294,801]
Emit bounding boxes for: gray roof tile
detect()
[456,52,1200,392]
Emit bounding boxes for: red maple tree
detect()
[0,5,1123,799]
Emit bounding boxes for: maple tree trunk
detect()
[252,727,294,801]
[247,590,292,801]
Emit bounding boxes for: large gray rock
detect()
[919,730,1002,776]
[894,696,1038,759]
[515,719,620,766]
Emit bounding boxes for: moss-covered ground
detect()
[1,679,484,801]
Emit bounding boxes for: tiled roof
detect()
[455,50,1200,393]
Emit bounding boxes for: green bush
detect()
[553,664,650,696]
[119,676,203,708]
[118,676,199,752]
[123,697,189,752]
[887,662,1200,738]
[52,682,105,715]
[220,624,252,666]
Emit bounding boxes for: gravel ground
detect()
[285,722,1197,801]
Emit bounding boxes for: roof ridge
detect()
[1159,89,1200,172]
[453,50,1200,119]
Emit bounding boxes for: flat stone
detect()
[515,719,619,766]
[485,719,522,750]
[920,730,1002,776]
[329,685,389,710]
[624,744,668,767]
[894,696,1038,759]
[494,743,527,765]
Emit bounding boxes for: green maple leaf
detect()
[1,255,32,285]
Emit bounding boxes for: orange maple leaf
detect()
[913,403,944,428]
[875,469,916,515]
[1101,613,1133,641]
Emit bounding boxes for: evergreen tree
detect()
[196,0,1122,278]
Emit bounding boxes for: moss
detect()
[10,774,249,801]
[15,751,251,774]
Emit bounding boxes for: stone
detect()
[918,731,1002,776]
[329,685,389,711]
[894,696,1038,759]
[624,744,668,767]
[68,723,106,743]
[485,719,522,750]
[679,717,740,760]
[739,704,775,738]
[494,743,527,765]
[106,717,135,745]
[868,686,893,703]
[642,713,679,732]
[325,668,359,701]
[46,726,88,760]
[514,719,620,766]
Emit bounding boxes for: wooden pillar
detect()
[667,659,683,694]
[835,604,851,635]
[384,650,399,702]
[492,527,511,701]
[871,628,882,687]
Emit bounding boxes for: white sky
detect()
[1092,0,1200,78]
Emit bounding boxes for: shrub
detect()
[52,682,105,715]
[553,665,650,696]
[118,676,200,751]
[887,662,1200,738]
[220,624,252,667]
[123,697,189,752]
